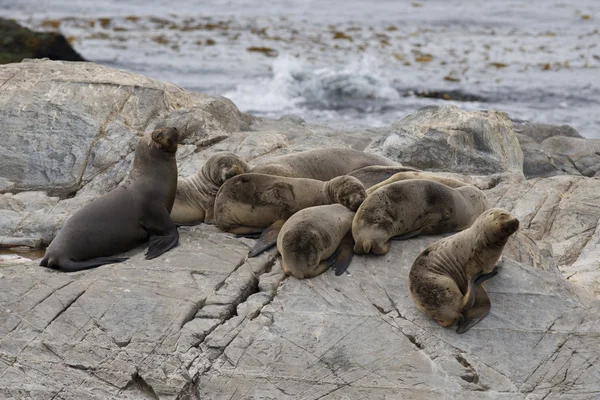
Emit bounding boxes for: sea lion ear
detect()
[267,183,295,203]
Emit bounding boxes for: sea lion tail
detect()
[362,240,372,254]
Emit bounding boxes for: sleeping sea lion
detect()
[366,171,469,194]
[352,179,488,255]
[277,204,355,279]
[40,127,180,272]
[171,148,407,224]
[170,152,250,224]
[409,208,519,333]
[214,173,366,242]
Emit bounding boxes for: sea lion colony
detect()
[40,140,519,333]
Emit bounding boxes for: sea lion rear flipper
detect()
[143,207,180,260]
[328,231,355,276]
[456,285,492,334]
[235,231,264,239]
[43,257,129,272]
[349,165,419,190]
[248,218,287,258]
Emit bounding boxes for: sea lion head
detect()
[328,175,367,211]
[150,127,179,154]
[204,152,251,185]
[479,208,520,244]
[279,226,323,279]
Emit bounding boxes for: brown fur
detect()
[409,208,519,329]
[215,173,366,234]
[170,153,250,224]
[352,179,489,255]
[172,148,398,225]
[278,205,354,279]
[366,171,469,195]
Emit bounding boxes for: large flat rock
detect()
[1,61,599,399]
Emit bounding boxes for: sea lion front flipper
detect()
[473,268,499,285]
[143,207,180,260]
[326,231,355,276]
[248,218,287,257]
[456,285,492,334]
[42,256,129,272]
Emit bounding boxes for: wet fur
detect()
[40,127,180,271]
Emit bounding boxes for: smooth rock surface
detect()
[365,105,524,175]
[1,61,599,400]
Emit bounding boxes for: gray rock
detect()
[1,61,599,399]
[366,105,524,175]
[512,120,583,143]
[539,136,600,177]
[0,59,249,198]
[514,123,599,178]
[487,175,600,298]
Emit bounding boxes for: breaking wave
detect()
[224,55,401,117]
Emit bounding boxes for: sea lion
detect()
[366,171,469,194]
[171,148,404,224]
[409,208,519,333]
[277,204,355,279]
[40,127,180,272]
[251,148,399,180]
[170,152,250,224]
[215,173,366,237]
[352,179,489,255]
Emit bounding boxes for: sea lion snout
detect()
[501,217,520,235]
[221,165,245,182]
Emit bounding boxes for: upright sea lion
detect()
[277,204,355,279]
[366,171,469,194]
[352,179,489,255]
[40,127,180,272]
[409,208,519,333]
[215,173,366,237]
[170,152,251,224]
[171,148,405,224]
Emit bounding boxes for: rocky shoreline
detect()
[0,59,599,399]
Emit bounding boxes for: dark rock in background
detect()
[0,18,85,64]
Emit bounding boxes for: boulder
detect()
[366,105,524,175]
[0,61,599,399]
[513,121,598,179]
[0,18,85,64]
[512,120,583,143]
[539,136,600,177]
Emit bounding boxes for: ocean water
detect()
[3,0,599,137]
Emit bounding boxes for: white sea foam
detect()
[225,54,401,117]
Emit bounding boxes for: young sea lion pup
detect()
[40,127,180,272]
[353,179,489,255]
[171,148,408,225]
[409,208,520,333]
[215,173,367,255]
[170,152,251,224]
[277,204,355,279]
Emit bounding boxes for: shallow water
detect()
[3,0,599,137]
